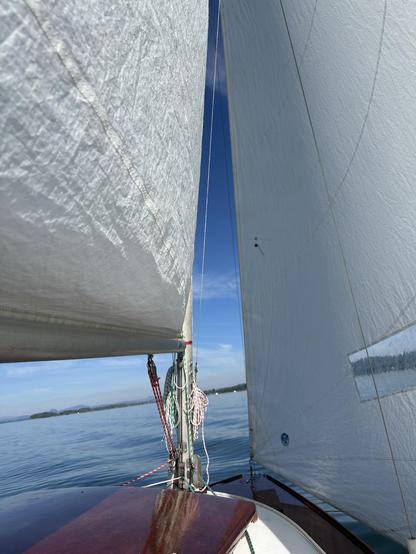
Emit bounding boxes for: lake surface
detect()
[0,391,405,553]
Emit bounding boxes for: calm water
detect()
[0,391,405,553]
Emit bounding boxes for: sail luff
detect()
[220,1,256,463]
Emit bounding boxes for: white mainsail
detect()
[222,0,416,546]
[0,1,208,361]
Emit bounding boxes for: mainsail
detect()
[222,0,416,546]
[0,1,208,361]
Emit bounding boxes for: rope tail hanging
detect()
[147,354,177,462]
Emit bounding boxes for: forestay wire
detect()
[192,0,222,492]
[195,0,222,366]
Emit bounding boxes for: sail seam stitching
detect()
[272,0,386,269]
[298,0,318,67]
[321,0,387,211]
[305,0,387,234]
[279,0,413,539]
[0,304,178,337]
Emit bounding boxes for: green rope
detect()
[163,365,175,403]
[165,390,176,432]
[244,530,255,554]
[207,485,255,552]
[163,364,177,434]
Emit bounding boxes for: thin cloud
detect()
[5,360,78,378]
[195,343,245,388]
[193,271,238,301]
[3,355,147,379]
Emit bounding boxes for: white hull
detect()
[214,492,324,553]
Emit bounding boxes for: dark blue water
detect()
[0,391,405,553]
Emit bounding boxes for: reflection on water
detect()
[350,323,416,401]
[0,391,405,553]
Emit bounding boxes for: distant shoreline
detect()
[1,384,247,424]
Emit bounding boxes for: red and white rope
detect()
[147,355,177,460]
[121,460,171,487]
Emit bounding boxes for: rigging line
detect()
[191,417,210,492]
[279,0,414,539]
[195,0,222,365]
[121,459,171,486]
[143,477,180,488]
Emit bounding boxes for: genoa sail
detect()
[0,0,208,361]
[222,0,416,546]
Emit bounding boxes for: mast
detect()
[175,290,195,489]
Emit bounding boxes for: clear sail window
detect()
[350,323,416,401]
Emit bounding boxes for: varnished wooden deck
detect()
[0,486,255,554]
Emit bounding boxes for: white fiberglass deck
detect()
[213,493,325,554]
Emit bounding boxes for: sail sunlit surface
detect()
[222,0,416,546]
[0,0,208,361]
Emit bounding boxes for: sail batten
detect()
[222,0,416,545]
[0,0,208,361]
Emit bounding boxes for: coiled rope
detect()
[189,376,209,440]
[164,364,180,433]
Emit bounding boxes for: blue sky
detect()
[0,0,245,418]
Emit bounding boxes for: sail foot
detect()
[0,315,185,362]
